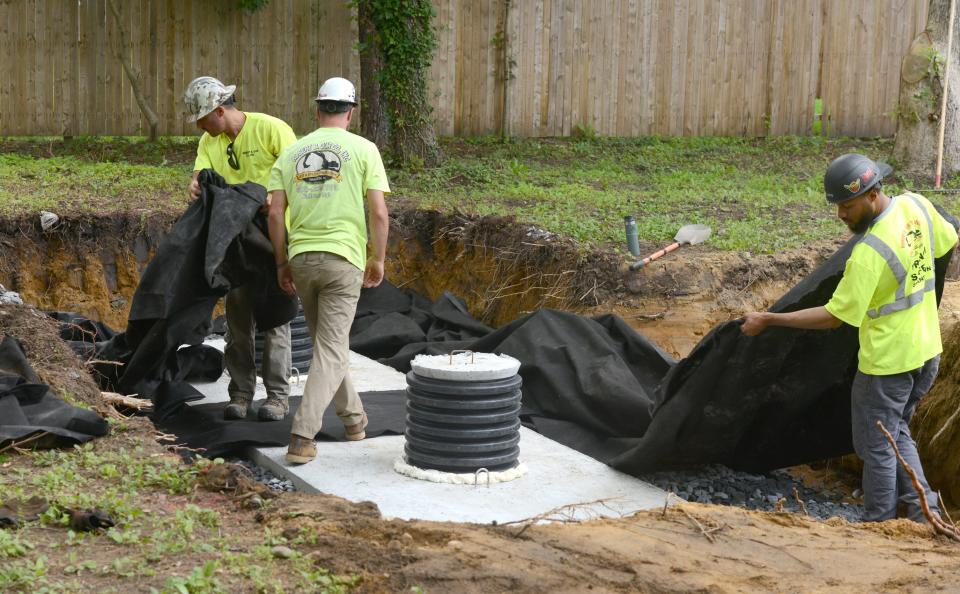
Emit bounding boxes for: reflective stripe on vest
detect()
[861,194,935,320]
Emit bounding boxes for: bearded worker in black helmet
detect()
[741,153,958,523]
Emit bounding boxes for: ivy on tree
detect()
[355,0,441,167]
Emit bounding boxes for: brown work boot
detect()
[257,397,289,422]
[223,396,252,420]
[286,434,317,465]
[344,412,368,441]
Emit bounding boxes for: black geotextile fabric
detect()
[0,335,109,448]
[58,170,297,420]
[155,391,406,458]
[350,233,956,474]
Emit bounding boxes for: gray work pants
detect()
[224,284,291,403]
[288,251,365,439]
[851,355,941,522]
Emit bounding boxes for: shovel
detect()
[629,224,711,271]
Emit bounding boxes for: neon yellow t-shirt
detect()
[194,112,297,188]
[268,127,390,271]
[825,193,958,375]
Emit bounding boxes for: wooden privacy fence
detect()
[0,0,929,138]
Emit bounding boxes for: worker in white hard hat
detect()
[183,75,298,423]
[266,76,390,464]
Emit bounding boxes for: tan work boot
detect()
[344,412,368,441]
[286,434,317,465]
[258,397,289,422]
[223,397,252,420]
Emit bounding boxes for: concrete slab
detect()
[188,338,408,406]
[249,428,666,523]
[191,338,667,523]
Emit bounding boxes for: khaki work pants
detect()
[224,284,291,403]
[288,251,365,439]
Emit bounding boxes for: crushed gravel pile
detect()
[230,458,297,493]
[641,465,863,522]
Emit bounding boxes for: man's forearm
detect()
[367,191,388,262]
[764,306,842,330]
[267,191,288,265]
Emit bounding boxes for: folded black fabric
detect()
[154,391,406,458]
[0,335,108,449]
[55,171,297,419]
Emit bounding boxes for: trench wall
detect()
[0,215,169,330]
[0,210,598,331]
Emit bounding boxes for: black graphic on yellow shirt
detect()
[903,219,932,288]
[295,150,343,183]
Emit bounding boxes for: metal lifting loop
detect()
[474,467,490,488]
[449,349,475,365]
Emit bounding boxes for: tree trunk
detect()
[358,1,390,148]
[893,0,960,182]
[355,0,440,168]
[106,0,159,141]
[495,0,512,142]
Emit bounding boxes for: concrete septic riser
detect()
[403,351,524,479]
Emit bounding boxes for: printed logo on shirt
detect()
[902,218,932,288]
[293,142,352,185]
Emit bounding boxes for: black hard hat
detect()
[824,153,893,204]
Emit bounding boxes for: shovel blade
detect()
[674,224,711,245]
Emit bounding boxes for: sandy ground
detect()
[258,492,960,593]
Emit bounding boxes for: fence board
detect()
[0,0,931,138]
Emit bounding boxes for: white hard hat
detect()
[183,76,236,122]
[314,77,357,105]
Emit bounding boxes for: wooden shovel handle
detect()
[630,241,682,270]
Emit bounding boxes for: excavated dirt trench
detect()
[0,208,825,356]
[3,209,960,508]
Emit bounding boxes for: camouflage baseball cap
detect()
[183,76,237,122]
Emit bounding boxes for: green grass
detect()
[0,153,190,216]
[392,135,954,252]
[3,135,958,254]
[0,440,355,593]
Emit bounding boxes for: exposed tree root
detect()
[877,420,960,542]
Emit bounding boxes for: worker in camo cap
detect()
[741,154,958,523]
[183,76,297,423]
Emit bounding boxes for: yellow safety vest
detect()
[825,192,958,375]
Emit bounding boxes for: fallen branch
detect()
[746,537,814,569]
[938,492,958,529]
[633,311,666,321]
[678,506,719,543]
[0,431,50,453]
[793,487,809,516]
[500,498,620,538]
[877,420,960,542]
[101,392,152,411]
[85,360,124,367]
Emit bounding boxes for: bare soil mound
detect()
[259,496,960,593]
[915,322,960,508]
[0,301,102,409]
